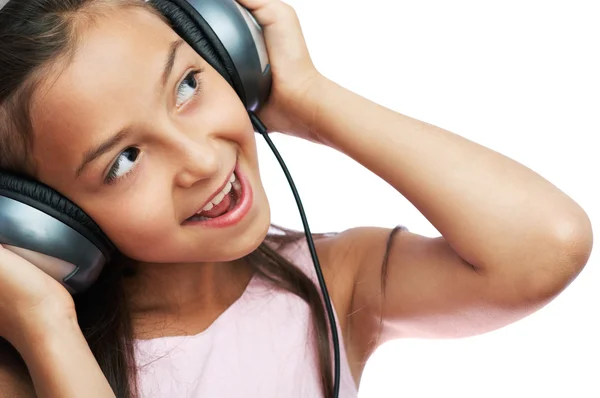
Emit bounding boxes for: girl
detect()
[0,0,593,397]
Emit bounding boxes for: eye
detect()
[105,147,141,184]
[176,69,203,108]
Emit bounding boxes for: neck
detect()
[123,257,254,338]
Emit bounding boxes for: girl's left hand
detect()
[237,0,325,142]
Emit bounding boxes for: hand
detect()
[0,244,75,348]
[237,0,325,142]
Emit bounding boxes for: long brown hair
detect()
[0,1,396,397]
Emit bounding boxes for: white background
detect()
[257,1,599,397]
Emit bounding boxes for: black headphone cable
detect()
[249,111,341,398]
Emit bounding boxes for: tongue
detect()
[197,192,233,218]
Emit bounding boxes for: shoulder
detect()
[0,339,36,397]
[314,226,406,306]
[269,226,365,334]
[309,226,404,382]
[272,225,407,383]
[313,227,403,335]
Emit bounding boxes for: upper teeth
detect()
[199,173,236,212]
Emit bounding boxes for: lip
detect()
[183,163,253,228]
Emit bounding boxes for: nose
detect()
[172,136,221,188]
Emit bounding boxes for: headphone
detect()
[0,0,340,396]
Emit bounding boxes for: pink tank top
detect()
[134,239,359,397]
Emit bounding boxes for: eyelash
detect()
[104,147,141,185]
[103,69,204,185]
[176,68,204,109]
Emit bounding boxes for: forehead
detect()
[30,7,178,180]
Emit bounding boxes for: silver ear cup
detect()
[0,196,108,294]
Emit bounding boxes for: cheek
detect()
[198,78,257,154]
[101,202,175,260]
[238,124,258,162]
[226,110,260,169]
[83,182,178,261]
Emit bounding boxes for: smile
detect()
[183,164,253,228]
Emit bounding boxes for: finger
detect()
[2,245,76,282]
[235,0,295,27]
[0,244,44,276]
[234,0,276,11]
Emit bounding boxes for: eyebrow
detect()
[75,39,185,178]
[162,39,185,88]
[76,128,129,178]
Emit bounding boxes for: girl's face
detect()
[29,7,271,265]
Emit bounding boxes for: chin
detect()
[223,205,271,261]
[123,222,269,265]
[184,201,272,264]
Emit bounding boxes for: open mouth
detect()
[187,171,242,222]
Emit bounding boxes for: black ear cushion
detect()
[150,0,247,105]
[0,173,115,259]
